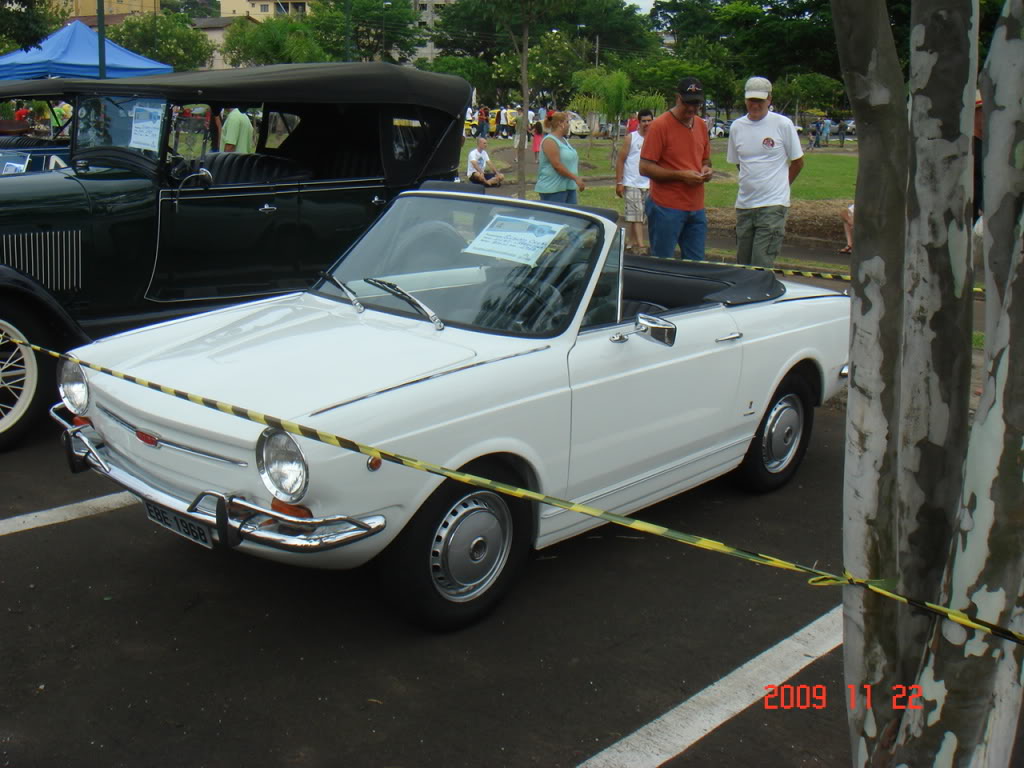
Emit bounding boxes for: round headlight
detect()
[256,429,309,503]
[58,360,89,415]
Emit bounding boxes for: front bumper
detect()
[51,404,386,553]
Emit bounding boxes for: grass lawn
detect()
[464,137,857,209]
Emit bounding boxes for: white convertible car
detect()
[53,183,850,628]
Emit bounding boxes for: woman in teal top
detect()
[535,112,586,204]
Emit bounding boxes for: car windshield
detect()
[76,95,168,161]
[323,194,604,337]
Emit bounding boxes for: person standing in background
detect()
[535,112,584,203]
[221,107,253,153]
[639,77,712,261]
[726,76,804,267]
[615,109,654,254]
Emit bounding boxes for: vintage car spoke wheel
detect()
[382,462,532,630]
[0,305,53,452]
[734,374,814,493]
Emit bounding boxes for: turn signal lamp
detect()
[271,498,312,519]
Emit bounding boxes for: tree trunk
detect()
[517,19,529,201]
[892,0,976,698]
[890,2,1024,763]
[835,0,1024,763]
[831,0,910,757]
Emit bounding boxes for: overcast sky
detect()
[629,0,656,16]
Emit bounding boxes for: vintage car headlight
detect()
[58,360,90,415]
[256,429,309,503]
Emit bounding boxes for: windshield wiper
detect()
[318,271,364,313]
[365,278,444,330]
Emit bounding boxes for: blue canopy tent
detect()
[0,20,172,80]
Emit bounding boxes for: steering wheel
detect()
[506,277,564,332]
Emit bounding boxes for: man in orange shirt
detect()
[639,77,713,260]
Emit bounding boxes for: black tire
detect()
[0,302,55,452]
[381,462,532,631]
[734,374,814,492]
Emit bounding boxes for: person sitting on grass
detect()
[466,137,504,187]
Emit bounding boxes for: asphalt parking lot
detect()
[2,397,854,767]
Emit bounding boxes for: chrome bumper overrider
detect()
[50,404,386,553]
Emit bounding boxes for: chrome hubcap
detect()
[0,320,37,435]
[429,490,512,603]
[761,394,804,473]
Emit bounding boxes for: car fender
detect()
[0,264,90,350]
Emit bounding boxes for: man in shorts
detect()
[615,109,654,254]
[466,138,504,187]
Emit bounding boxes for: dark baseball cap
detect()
[677,77,705,104]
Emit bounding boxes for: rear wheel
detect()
[382,462,532,630]
[0,303,54,452]
[734,374,814,492]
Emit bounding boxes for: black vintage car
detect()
[0,63,471,449]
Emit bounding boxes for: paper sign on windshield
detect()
[129,101,164,152]
[464,215,566,266]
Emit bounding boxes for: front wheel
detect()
[734,374,814,492]
[0,303,54,452]
[381,463,532,630]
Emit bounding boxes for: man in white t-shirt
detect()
[466,137,504,187]
[727,77,804,266]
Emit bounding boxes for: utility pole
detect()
[97,0,107,78]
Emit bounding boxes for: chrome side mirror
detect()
[635,313,676,347]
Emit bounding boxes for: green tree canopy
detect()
[107,12,217,71]
[222,16,327,67]
[416,55,497,104]
[159,0,221,20]
[0,0,66,55]
[310,0,425,63]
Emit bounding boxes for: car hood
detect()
[81,292,541,423]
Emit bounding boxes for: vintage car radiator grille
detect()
[1,230,83,291]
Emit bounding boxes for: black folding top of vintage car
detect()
[624,255,786,306]
[0,62,470,116]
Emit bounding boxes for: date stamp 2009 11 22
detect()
[763,684,924,711]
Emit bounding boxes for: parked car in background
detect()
[710,120,730,138]
[843,119,856,136]
[0,63,471,450]
[567,111,591,137]
[54,182,851,629]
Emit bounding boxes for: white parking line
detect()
[579,605,843,768]
[0,492,138,537]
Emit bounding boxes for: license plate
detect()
[145,501,214,549]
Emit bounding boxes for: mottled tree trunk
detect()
[892,0,977,711]
[835,0,1024,763]
[891,3,1024,763]
[830,0,910,761]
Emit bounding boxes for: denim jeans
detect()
[539,189,578,204]
[645,199,707,260]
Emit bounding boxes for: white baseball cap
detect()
[745,77,772,99]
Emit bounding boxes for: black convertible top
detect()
[625,254,786,305]
[0,63,471,116]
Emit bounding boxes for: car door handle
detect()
[258,203,277,214]
[372,195,387,206]
[715,332,743,342]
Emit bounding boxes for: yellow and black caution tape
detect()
[706,259,986,297]
[7,334,1019,645]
